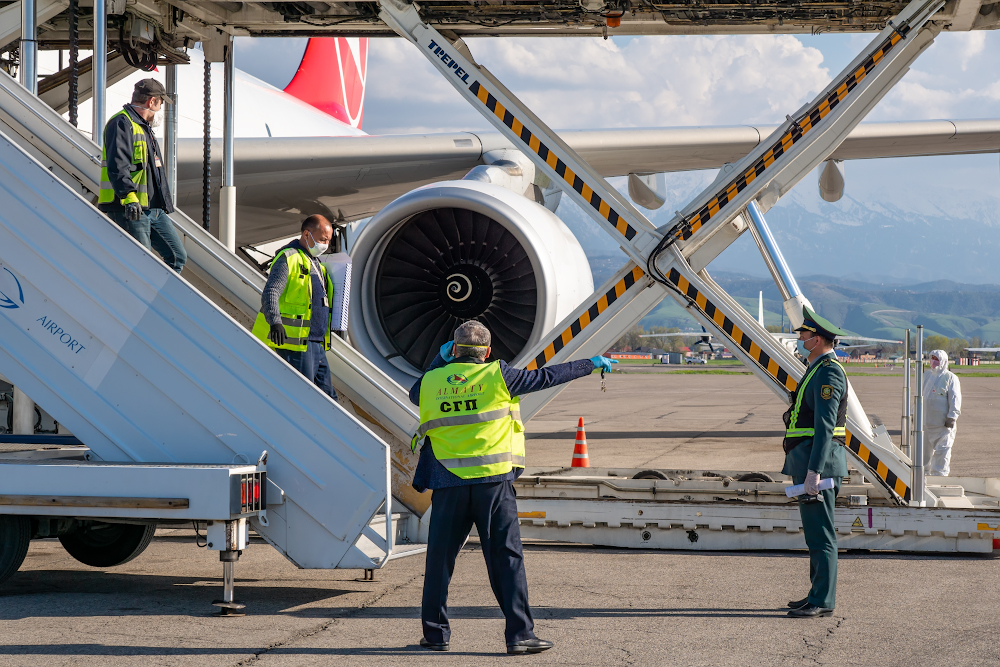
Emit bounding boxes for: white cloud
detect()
[364,35,830,134]
[960,32,987,71]
[865,32,1000,120]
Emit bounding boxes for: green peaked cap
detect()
[794,305,850,338]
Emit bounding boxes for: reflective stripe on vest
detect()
[437,452,527,469]
[414,361,526,479]
[411,406,522,443]
[98,109,150,207]
[251,247,335,353]
[785,357,847,438]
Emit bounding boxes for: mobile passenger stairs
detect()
[0,48,430,612]
[0,0,997,620]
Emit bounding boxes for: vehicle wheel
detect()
[736,472,774,483]
[59,522,156,568]
[632,470,669,480]
[0,515,31,584]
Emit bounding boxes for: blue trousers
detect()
[794,477,842,609]
[109,206,187,273]
[277,341,337,399]
[422,480,534,645]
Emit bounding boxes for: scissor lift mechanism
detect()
[381,0,1000,552]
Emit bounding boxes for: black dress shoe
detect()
[420,637,449,651]
[788,603,834,618]
[787,597,809,609]
[507,638,554,654]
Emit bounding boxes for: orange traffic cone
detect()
[572,417,590,468]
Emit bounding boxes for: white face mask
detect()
[305,231,329,257]
[149,109,163,128]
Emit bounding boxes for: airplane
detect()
[67,38,1000,249]
[64,35,994,381]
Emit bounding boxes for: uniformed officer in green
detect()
[783,306,849,618]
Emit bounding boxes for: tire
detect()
[0,515,31,584]
[59,522,156,568]
[736,472,774,483]
[632,470,670,480]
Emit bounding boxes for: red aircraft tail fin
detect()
[284,37,368,130]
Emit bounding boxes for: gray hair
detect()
[454,320,491,360]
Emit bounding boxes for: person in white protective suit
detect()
[922,349,962,476]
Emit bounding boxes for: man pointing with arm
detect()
[409,320,613,654]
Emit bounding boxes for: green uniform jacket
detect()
[782,352,849,479]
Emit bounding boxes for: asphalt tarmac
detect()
[3,373,999,666]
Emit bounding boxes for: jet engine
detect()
[349,180,594,385]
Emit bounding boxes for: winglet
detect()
[283,37,368,130]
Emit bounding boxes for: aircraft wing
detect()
[175,118,1000,245]
[638,332,705,337]
[838,336,904,344]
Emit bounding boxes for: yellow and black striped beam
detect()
[671,26,909,243]
[667,268,796,392]
[525,265,646,371]
[846,431,911,502]
[665,267,911,503]
[469,80,638,244]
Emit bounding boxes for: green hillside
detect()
[639,272,1000,345]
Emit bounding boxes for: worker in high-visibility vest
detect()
[409,320,613,654]
[783,305,849,618]
[98,78,186,273]
[251,215,337,399]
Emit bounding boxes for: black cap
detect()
[134,78,172,104]
[794,305,849,340]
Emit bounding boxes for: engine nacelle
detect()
[349,181,594,385]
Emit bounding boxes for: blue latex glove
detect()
[440,341,455,363]
[590,356,613,373]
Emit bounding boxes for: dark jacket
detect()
[781,351,849,480]
[100,105,173,213]
[409,354,596,491]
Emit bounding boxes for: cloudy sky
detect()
[359,32,1000,133]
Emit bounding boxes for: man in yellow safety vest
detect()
[409,320,614,654]
[98,78,186,273]
[251,215,337,399]
[783,305,849,618]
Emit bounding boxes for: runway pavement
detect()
[3,373,999,666]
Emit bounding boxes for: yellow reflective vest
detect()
[98,109,150,207]
[785,358,847,439]
[251,247,335,352]
[413,361,526,479]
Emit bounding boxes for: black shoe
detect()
[507,638,554,654]
[787,597,809,609]
[788,603,834,618]
[420,637,449,651]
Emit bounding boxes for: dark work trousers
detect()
[422,480,535,645]
[108,206,187,273]
[793,477,842,609]
[277,341,338,400]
